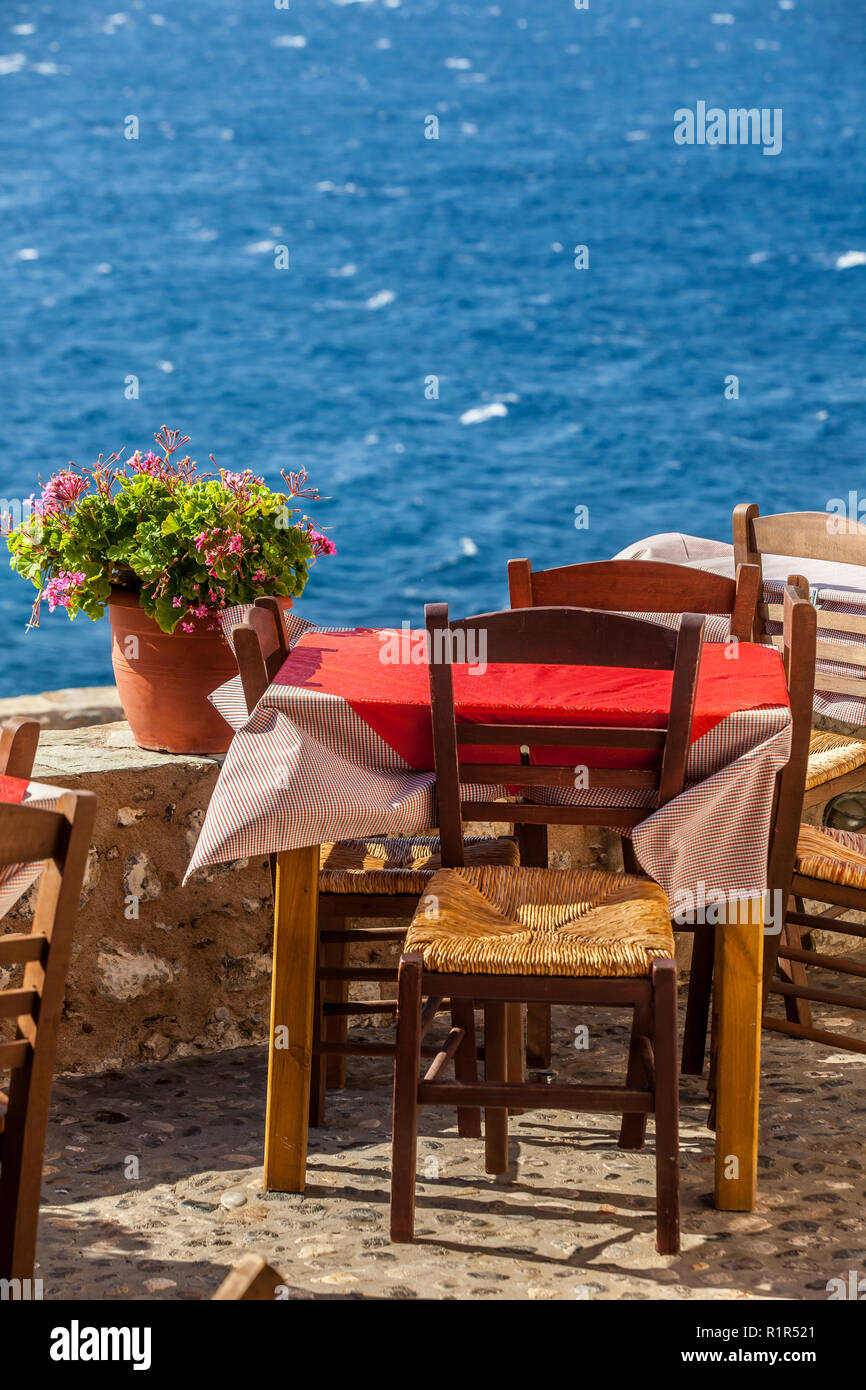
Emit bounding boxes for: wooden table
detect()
[262,846,765,1211]
[187,624,792,1211]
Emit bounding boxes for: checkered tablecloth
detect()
[184,610,792,906]
[0,775,66,919]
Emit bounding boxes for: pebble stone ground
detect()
[35,980,866,1303]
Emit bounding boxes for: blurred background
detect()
[1,0,864,694]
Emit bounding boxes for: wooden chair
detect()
[680,583,820,1071]
[388,602,704,1254]
[0,719,42,1151]
[745,582,866,1053]
[508,556,760,642]
[233,598,519,1125]
[506,558,754,1065]
[0,789,96,1279]
[0,719,40,780]
[733,504,866,811]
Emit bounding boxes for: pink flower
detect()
[181,621,194,633]
[222,469,264,497]
[305,526,336,557]
[40,471,88,516]
[193,604,208,618]
[172,596,182,608]
[127,450,163,477]
[43,570,87,613]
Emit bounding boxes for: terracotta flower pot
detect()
[108,588,292,755]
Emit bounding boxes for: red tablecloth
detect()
[272,629,789,768]
[188,614,793,904]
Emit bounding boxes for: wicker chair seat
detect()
[795,823,866,889]
[404,865,674,977]
[805,731,866,791]
[318,835,519,896]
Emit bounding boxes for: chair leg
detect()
[526,1005,552,1070]
[308,969,327,1129]
[777,897,814,1027]
[322,934,349,1090]
[484,1001,509,1174]
[618,996,653,1149]
[451,998,482,1138]
[652,958,680,1255]
[681,925,715,1075]
[515,826,552,1068]
[390,954,423,1243]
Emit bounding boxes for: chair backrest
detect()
[734,503,866,696]
[0,788,96,1279]
[234,599,289,715]
[766,581,817,893]
[508,557,761,643]
[425,603,705,865]
[0,720,40,781]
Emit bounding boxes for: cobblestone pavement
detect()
[35,986,866,1302]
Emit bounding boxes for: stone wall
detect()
[8,722,274,1073]
[0,685,122,730]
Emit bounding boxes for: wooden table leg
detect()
[263,845,320,1192]
[714,896,762,1211]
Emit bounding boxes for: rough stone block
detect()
[0,684,123,729]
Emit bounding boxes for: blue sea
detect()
[1,0,864,696]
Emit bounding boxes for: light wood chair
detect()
[233,598,518,1125]
[0,788,97,1279]
[680,583,824,1071]
[0,718,42,1153]
[388,602,702,1254]
[746,582,866,1054]
[506,558,756,1065]
[733,504,866,810]
[0,719,40,780]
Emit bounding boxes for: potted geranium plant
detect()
[3,427,335,754]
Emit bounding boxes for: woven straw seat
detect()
[795,823,866,889]
[318,835,518,896]
[404,865,674,977]
[805,731,866,791]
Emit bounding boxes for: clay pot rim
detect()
[108,586,145,609]
[108,586,294,609]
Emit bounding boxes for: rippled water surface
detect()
[1,0,864,693]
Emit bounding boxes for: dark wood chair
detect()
[507,556,761,1066]
[508,556,760,642]
[388,602,705,1254]
[733,504,866,810]
[0,788,96,1280]
[0,719,40,780]
[233,598,518,1125]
